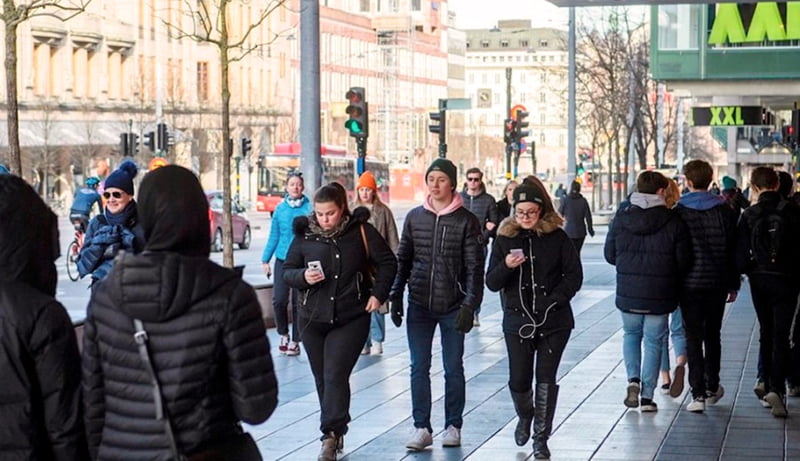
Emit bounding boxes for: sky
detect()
[449,0,568,30]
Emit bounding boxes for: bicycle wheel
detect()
[66,240,80,281]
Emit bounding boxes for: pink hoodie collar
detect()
[423,192,463,216]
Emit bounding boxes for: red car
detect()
[206,191,251,252]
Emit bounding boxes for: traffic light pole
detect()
[505,68,512,179]
[300,0,322,191]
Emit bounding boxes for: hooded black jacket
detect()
[486,213,582,336]
[283,206,398,324]
[82,166,277,460]
[736,190,800,278]
[558,192,594,239]
[0,174,87,461]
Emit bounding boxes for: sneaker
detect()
[278,335,290,355]
[624,382,641,408]
[687,396,705,413]
[441,425,461,447]
[754,378,766,400]
[660,383,671,395]
[285,341,301,356]
[361,344,370,355]
[670,365,685,397]
[406,427,433,451]
[764,392,788,417]
[640,398,658,412]
[370,342,383,355]
[473,313,480,327]
[705,384,725,405]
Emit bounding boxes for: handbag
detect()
[133,319,262,461]
[360,225,389,314]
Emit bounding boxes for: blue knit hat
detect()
[105,160,138,195]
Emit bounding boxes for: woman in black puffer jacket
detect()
[486,184,582,460]
[283,183,397,461]
[82,166,278,461]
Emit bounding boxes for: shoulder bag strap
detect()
[359,224,370,260]
[133,319,185,461]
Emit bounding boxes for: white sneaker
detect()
[285,341,301,356]
[405,427,433,451]
[441,425,461,447]
[687,396,705,413]
[361,344,370,355]
[473,314,480,327]
[705,384,725,405]
[370,342,383,355]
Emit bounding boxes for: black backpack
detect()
[748,200,789,272]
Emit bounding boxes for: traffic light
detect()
[143,131,155,151]
[130,133,139,154]
[345,87,368,138]
[156,123,168,151]
[515,110,530,141]
[429,109,447,158]
[577,162,585,176]
[503,119,517,144]
[241,137,252,158]
[120,133,130,156]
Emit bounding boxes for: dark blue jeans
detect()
[273,258,299,340]
[406,305,465,431]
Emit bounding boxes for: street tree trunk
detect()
[4,15,20,174]
[219,3,234,268]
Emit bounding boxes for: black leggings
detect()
[505,330,571,393]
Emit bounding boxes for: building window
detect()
[540,92,546,103]
[495,72,500,83]
[466,41,471,48]
[481,40,490,48]
[549,55,554,62]
[412,0,421,11]
[559,134,565,147]
[520,39,529,47]
[540,132,546,145]
[499,56,505,62]
[481,73,487,84]
[197,61,209,102]
[539,39,548,47]
[541,73,546,83]
[500,40,509,47]
[657,4,700,50]
[540,113,546,125]
[360,0,369,12]
[520,73,526,84]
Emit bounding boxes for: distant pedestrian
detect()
[0,174,88,460]
[283,183,397,461]
[720,176,750,216]
[487,183,582,459]
[390,158,484,452]
[82,165,278,460]
[69,176,103,232]
[554,183,566,200]
[261,171,311,356]
[604,171,691,412]
[496,180,518,218]
[675,160,739,413]
[736,166,800,417]
[558,180,594,254]
[710,182,720,195]
[352,171,399,355]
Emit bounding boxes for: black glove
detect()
[589,228,595,237]
[455,305,475,334]
[390,298,404,327]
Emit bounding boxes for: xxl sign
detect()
[708,2,800,45]
[691,106,767,126]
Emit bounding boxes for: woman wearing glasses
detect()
[486,183,582,460]
[78,160,144,284]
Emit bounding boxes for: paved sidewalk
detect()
[250,257,800,460]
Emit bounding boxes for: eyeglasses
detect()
[467,177,481,182]
[103,191,123,199]
[287,171,303,178]
[515,209,540,218]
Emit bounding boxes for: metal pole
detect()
[567,7,577,184]
[505,67,512,178]
[300,0,322,191]
[676,98,685,173]
[657,82,665,167]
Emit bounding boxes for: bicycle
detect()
[66,216,86,282]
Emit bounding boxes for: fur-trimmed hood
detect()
[497,211,563,238]
[293,206,371,237]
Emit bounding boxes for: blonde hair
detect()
[664,178,681,208]
[353,187,386,208]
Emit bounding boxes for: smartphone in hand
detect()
[510,248,524,258]
[308,260,325,279]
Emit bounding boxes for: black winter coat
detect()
[675,193,740,291]
[82,252,278,460]
[736,191,800,278]
[486,213,582,336]
[460,188,499,243]
[558,192,594,239]
[283,207,398,324]
[391,202,484,313]
[604,196,692,314]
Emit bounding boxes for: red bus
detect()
[255,142,390,214]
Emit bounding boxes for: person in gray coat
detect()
[558,180,594,254]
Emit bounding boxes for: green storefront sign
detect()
[708,2,800,45]
[691,106,766,126]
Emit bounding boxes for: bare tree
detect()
[1,0,90,174]
[162,0,288,267]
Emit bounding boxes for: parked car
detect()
[206,191,251,252]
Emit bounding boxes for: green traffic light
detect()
[345,119,363,134]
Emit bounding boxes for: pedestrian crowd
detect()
[3,155,796,461]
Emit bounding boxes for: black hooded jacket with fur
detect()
[486,213,583,336]
[283,206,398,324]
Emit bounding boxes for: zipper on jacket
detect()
[440,226,448,254]
[428,214,441,309]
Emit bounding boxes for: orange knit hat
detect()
[357,171,377,191]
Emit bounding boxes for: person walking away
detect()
[721,176,749,216]
[736,166,800,417]
[283,184,397,461]
[496,180,518,219]
[77,160,144,284]
[604,171,691,412]
[558,180,594,255]
[674,160,740,413]
[459,167,498,326]
[261,171,311,356]
[0,174,88,460]
[486,183,582,459]
[69,176,103,232]
[352,171,399,355]
[82,165,278,460]
[776,170,800,395]
[390,158,484,451]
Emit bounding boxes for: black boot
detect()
[510,388,534,446]
[533,383,558,460]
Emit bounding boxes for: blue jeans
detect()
[406,305,465,431]
[660,309,687,372]
[366,311,386,345]
[621,312,668,400]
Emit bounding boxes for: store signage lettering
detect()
[708,2,800,45]
[691,106,764,126]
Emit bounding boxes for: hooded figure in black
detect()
[82,165,278,460]
[0,174,88,460]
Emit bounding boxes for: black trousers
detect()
[272,259,299,340]
[570,237,585,255]
[505,330,570,392]
[680,289,726,398]
[301,313,370,436]
[749,274,800,395]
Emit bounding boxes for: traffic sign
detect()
[510,104,527,120]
